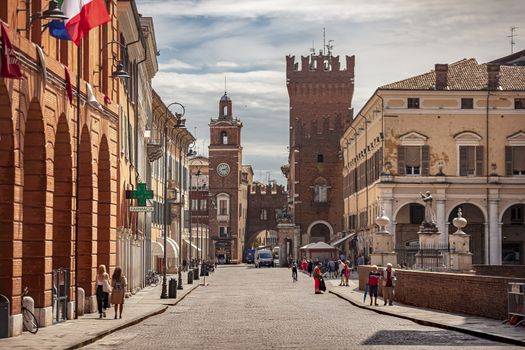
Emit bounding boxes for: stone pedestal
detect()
[370,252,398,267]
[370,210,397,267]
[417,228,444,269]
[449,234,473,271]
[277,223,295,266]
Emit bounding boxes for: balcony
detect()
[147,139,162,162]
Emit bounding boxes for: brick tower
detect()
[208,92,244,263]
[285,53,355,250]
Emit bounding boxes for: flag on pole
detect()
[49,0,111,45]
[0,21,23,79]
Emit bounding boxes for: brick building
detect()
[342,53,525,266]
[0,0,121,334]
[284,52,355,256]
[208,93,246,263]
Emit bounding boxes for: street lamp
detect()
[160,102,185,299]
[99,41,131,80]
[17,0,68,33]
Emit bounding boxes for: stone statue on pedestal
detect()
[418,191,438,234]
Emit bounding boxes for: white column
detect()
[436,199,446,246]
[489,199,501,265]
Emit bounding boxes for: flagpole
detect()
[74,40,81,320]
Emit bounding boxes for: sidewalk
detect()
[0,270,212,350]
[327,278,525,347]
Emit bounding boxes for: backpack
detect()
[114,279,122,290]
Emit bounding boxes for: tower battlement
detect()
[286,54,355,76]
[249,183,286,196]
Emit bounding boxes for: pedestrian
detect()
[307,260,313,277]
[291,261,298,282]
[110,266,127,319]
[343,261,351,287]
[338,259,345,286]
[183,259,187,272]
[357,254,364,267]
[328,259,335,279]
[313,262,323,294]
[381,263,396,305]
[368,265,381,306]
[96,265,110,319]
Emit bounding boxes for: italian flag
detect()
[49,0,111,45]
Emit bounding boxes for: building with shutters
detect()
[341,53,525,266]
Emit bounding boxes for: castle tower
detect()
[286,53,355,248]
[209,92,244,263]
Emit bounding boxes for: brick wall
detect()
[358,265,525,319]
[474,265,525,278]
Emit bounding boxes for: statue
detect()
[275,205,292,223]
[419,191,436,225]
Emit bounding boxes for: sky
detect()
[136,0,524,185]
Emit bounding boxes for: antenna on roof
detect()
[323,27,326,56]
[310,40,315,56]
[508,26,519,54]
[326,39,334,57]
[224,75,227,94]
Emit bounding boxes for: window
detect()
[407,98,420,109]
[410,204,424,224]
[219,226,228,238]
[405,146,421,175]
[515,98,525,109]
[461,98,474,109]
[314,185,328,203]
[511,206,523,224]
[507,146,525,175]
[260,209,267,220]
[201,199,207,211]
[459,145,483,176]
[191,199,198,210]
[219,199,228,215]
[221,131,228,145]
[317,154,324,163]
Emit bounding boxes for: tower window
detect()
[317,154,324,163]
[407,98,420,109]
[223,105,228,116]
[221,131,228,145]
[461,98,474,109]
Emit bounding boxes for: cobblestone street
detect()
[84,266,516,349]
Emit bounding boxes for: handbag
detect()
[319,277,326,292]
[102,278,111,293]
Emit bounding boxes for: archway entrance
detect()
[395,203,424,267]
[308,221,332,243]
[448,204,485,264]
[501,204,525,265]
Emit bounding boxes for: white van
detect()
[254,249,274,268]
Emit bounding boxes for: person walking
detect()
[291,261,298,282]
[338,259,345,286]
[381,263,396,305]
[343,261,351,287]
[328,259,335,279]
[313,262,322,294]
[110,266,127,319]
[96,265,110,319]
[368,265,381,306]
[307,260,313,277]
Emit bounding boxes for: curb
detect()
[330,290,525,347]
[65,284,200,350]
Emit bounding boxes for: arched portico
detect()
[501,203,525,265]
[447,203,486,264]
[307,220,334,243]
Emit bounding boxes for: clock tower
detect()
[209,92,244,263]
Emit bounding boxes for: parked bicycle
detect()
[21,287,39,334]
[145,270,160,287]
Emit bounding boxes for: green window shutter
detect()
[476,145,484,176]
[459,146,468,176]
[397,145,406,175]
[421,145,430,176]
[505,146,513,176]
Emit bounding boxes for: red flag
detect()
[103,95,112,105]
[64,66,73,104]
[0,21,23,79]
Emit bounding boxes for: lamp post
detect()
[160,102,185,299]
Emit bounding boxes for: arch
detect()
[447,203,486,264]
[78,126,94,296]
[500,201,525,223]
[0,81,16,311]
[97,135,111,270]
[394,202,424,249]
[501,203,525,265]
[446,201,487,224]
[22,99,49,308]
[52,114,73,272]
[307,220,333,243]
[220,131,228,145]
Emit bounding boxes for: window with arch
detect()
[223,105,228,116]
[455,131,483,176]
[397,131,429,176]
[506,132,525,176]
[312,177,329,203]
[216,193,230,216]
[260,209,267,220]
[220,131,228,145]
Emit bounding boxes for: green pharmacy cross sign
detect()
[126,183,154,207]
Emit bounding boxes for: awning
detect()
[157,237,179,259]
[151,241,164,256]
[183,239,201,252]
[300,242,338,250]
[330,233,357,247]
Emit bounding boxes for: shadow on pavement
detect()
[361,330,509,346]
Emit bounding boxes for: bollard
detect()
[193,268,200,280]
[168,278,177,298]
[187,270,193,285]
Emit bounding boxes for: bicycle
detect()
[21,287,39,334]
[145,270,160,287]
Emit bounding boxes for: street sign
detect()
[130,206,154,212]
[126,183,154,206]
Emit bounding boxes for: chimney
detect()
[487,63,500,90]
[435,64,448,90]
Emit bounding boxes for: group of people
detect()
[367,263,396,306]
[95,265,127,319]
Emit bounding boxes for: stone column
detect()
[436,199,446,246]
[370,209,397,267]
[382,198,394,235]
[489,198,500,265]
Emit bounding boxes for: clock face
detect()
[217,163,231,177]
